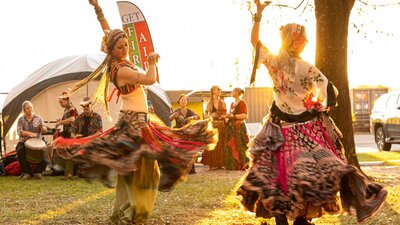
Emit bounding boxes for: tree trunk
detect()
[314,0,360,168]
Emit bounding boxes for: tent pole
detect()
[0,120,1,156]
[0,126,3,157]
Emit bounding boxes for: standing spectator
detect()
[224,88,249,170]
[55,91,78,179]
[170,94,200,173]
[16,101,47,179]
[201,86,226,169]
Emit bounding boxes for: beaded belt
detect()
[119,111,148,122]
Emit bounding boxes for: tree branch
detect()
[357,0,400,7]
[271,0,305,9]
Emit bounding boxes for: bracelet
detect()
[94,7,104,21]
[96,12,105,21]
[253,14,262,22]
[234,114,236,119]
[136,73,141,85]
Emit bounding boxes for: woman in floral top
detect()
[237,1,387,225]
[16,101,47,180]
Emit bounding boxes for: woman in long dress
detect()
[201,85,226,169]
[224,87,249,170]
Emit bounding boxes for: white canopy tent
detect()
[2,54,172,151]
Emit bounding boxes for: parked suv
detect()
[370,90,400,151]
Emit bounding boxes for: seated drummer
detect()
[16,101,47,180]
[72,97,110,185]
[72,96,103,138]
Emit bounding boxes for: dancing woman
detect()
[50,1,217,224]
[237,1,387,224]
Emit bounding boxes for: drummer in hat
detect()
[16,101,48,180]
[72,96,102,138]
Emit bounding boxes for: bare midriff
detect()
[120,87,148,113]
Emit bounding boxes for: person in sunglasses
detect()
[72,96,103,139]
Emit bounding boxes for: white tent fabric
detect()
[3,54,104,108]
[2,54,172,150]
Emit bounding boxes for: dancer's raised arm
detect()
[89,0,110,34]
[251,0,271,48]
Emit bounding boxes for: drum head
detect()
[25,138,46,150]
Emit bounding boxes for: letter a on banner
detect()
[117,1,159,82]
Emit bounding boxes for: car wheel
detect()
[375,127,391,151]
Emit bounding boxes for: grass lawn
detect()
[1,165,400,225]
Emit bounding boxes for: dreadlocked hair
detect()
[68,29,127,116]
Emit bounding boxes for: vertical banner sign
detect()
[117,1,155,74]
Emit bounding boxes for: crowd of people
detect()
[15,86,250,180]
[2,0,388,224]
[169,88,250,173]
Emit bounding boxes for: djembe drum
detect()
[25,138,46,164]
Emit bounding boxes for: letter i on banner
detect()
[117,1,159,82]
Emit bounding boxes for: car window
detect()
[373,95,387,111]
[387,94,399,110]
[397,94,400,110]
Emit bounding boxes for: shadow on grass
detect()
[337,203,400,225]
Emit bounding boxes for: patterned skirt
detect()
[237,113,356,219]
[49,111,218,191]
[224,120,249,170]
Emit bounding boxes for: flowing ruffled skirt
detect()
[48,111,217,224]
[237,114,355,219]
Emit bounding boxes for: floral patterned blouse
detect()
[72,112,103,137]
[17,114,45,142]
[258,43,338,115]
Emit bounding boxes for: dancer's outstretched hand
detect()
[89,0,99,7]
[148,53,160,65]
